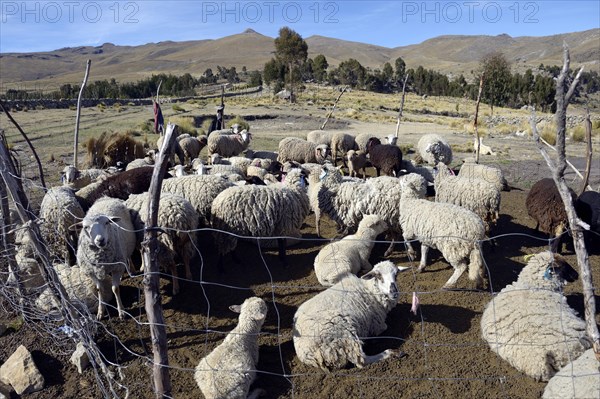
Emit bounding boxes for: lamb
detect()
[543,349,600,398]
[306,130,336,146]
[526,178,576,253]
[474,136,497,156]
[38,186,85,264]
[161,174,235,227]
[346,149,368,178]
[179,135,208,165]
[366,137,403,177]
[575,190,600,249]
[434,162,501,233]
[458,158,508,192]
[314,215,389,286]
[277,137,330,164]
[293,261,409,371]
[61,165,107,189]
[124,192,198,295]
[480,252,589,381]
[207,130,252,160]
[330,132,358,166]
[417,133,453,165]
[210,168,310,268]
[245,148,278,161]
[398,176,486,289]
[194,297,268,399]
[74,197,137,319]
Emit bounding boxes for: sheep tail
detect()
[468,246,485,289]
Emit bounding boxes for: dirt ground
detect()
[1,111,599,399]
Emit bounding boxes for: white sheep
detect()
[207,130,252,160]
[400,159,435,184]
[543,349,600,398]
[434,162,501,233]
[74,197,136,319]
[210,168,310,268]
[474,136,497,156]
[398,176,486,289]
[194,297,268,399]
[314,214,389,286]
[38,186,85,264]
[293,261,409,371]
[330,132,358,166]
[354,132,377,152]
[459,158,508,192]
[170,164,188,177]
[179,135,207,165]
[417,133,453,165]
[161,174,235,227]
[346,149,368,178]
[125,151,156,171]
[306,130,336,146]
[277,137,330,164]
[245,148,278,161]
[480,252,590,381]
[61,165,107,189]
[124,192,198,295]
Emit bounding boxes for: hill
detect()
[1,28,598,88]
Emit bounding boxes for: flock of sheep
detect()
[9,122,600,398]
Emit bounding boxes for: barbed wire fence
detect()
[1,159,599,398]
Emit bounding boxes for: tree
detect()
[313,54,329,83]
[382,62,394,90]
[248,71,263,87]
[337,59,366,88]
[479,52,512,114]
[394,57,406,85]
[263,58,285,87]
[274,26,308,101]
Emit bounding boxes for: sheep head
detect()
[366,137,381,153]
[361,261,402,302]
[82,215,122,249]
[62,165,80,184]
[231,297,268,324]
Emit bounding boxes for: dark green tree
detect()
[394,57,406,85]
[313,54,329,83]
[337,58,366,88]
[479,52,512,114]
[273,26,308,101]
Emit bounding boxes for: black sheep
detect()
[575,190,600,251]
[365,137,403,177]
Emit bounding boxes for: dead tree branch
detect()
[321,86,348,130]
[395,73,409,138]
[474,74,484,164]
[73,59,91,168]
[580,109,593,196]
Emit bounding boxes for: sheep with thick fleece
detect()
[207,130,252,160]
[75,197,136,319]
[125,151,156,171]
[38,186,85,264]
[61,165,107,189]
[124,192,197,295]
[480,252,589,381]
[400,159,435,184]
[330,132,358,166]
[293,261,408,371]
[434,162,501,233]
[179,135,207,165]
[417,133,453,165]
[459,158,508,191]
[354,132,377,152]
[245,148,278,161]
[526,178,576,253]
[306,130,336,146]
[161,174,235,227]
[277,137,330,164]
[399,176,486,289]
[543,348,600,398]
[210,168,310,268]
[366,137,403,177]
[314,215,388,286]
[194,297,268,399]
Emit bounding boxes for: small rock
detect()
[70,342,90,374]
[0,322,7,337]
[0,345,45,395]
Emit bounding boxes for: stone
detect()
[0,345,45,395]
[69,342,90,374]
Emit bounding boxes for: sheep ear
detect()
[229,304,242,313]
[397,266,411,273]
[109,216,121,223]
[361,269,381,281]
[68,221,83,232]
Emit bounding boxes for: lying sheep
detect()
[125,193,198,295]
[417,133,453,165]
[61,165,107,189]
[330,132,358,166]
[245,148,278,161]
[207,130,252,160]
[210,168,310,268]
[194,297,268,399]
[366,137,403,177]
[346,149,368,178]
[38,186,85,264]
[543,348,600,398]
[526,178,576,253]
[74,197,137,319]
[399,176,486,289]
[161,174,235,227]
[277,137,330,164]
[293,261,409,371]
[458,158,508,192]
[480,252,589,381]
[434,162,501,234]
[314,215,388,286]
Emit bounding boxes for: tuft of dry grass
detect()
[84,131,146,168]
[539,123,557,145]
[169,116,197,136]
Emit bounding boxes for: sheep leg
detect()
[112,272,125,319]
[315,210,321,237]
[278,238,288,267]
[417,244,429,272]
[95,280,107,320]
[170,262,180,296]
[383,239,395,257]
[247,388,266,399]
[404,239,417,261]
[442,261,467,289]
[359,349,407,367]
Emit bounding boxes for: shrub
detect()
[170,116,197,135]
[227,115,250,131]
[540,124,557,145]
[570,125,586,142]
[172,104,185,112]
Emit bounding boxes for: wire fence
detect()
[0,172,599,399]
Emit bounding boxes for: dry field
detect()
[1,89,599,399]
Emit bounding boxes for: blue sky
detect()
[0,1,598,53]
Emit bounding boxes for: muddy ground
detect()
[1,111,599,399]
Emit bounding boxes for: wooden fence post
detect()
[74,59,91,168]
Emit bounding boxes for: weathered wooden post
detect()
[394,73,409,139]
[73,59,91,168]
[473,74,484,164]
[321,86,348,130]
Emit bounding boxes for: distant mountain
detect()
[1,28,598,87]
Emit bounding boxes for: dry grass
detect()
[83,131,147,168]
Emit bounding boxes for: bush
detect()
[170,116,197,135]
[540,124,557,145]
[227,115,250,131]
[172,104,185,112]
[570,126,586,142]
